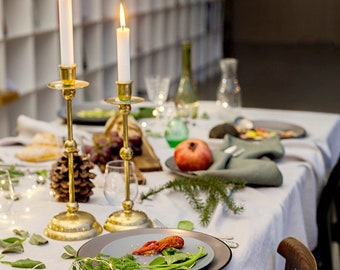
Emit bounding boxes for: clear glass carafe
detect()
[216,58,242,121]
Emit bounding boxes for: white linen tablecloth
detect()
[0,101,339,270]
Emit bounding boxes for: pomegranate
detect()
[174,138,213,171]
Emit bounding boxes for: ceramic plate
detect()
[253,120,306,138]
[101,233,214,269]
[241,120,307,140]
[57,102,156,125]
[78,228,232,270]
[165,156,196,178]
[57,102,117,125]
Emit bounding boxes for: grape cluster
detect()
[83,131,143,169]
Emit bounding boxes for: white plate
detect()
[100,233,214,269]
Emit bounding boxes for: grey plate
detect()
[57,102,116,125]
[252,120,306,139]
[101,233,214,269]
[165,156,196,178]
[78,228,232,270]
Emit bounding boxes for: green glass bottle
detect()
[164,116,189,148]
[175,42,199,119]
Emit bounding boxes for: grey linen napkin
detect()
[194,135,284,187]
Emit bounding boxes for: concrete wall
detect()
[232,0,340,44]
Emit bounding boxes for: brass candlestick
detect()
[103,81,152,231]
[44,64,102,241]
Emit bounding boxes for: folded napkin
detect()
[16,114,66,139]
[219,134,285,160]
[0,115,92,146]
[194,135,284,187]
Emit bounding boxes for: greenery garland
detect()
[140,176,246,226]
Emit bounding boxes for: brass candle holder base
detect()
[103,82,152,232]
[104,209,152,232]
[45,65,102,241]
[44,210,103,241]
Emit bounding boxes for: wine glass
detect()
[144,75,171,120]
[0,169,15,227]
[103,160,139,206]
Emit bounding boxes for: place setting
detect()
[76,227,232,270]
[164,132,286,187]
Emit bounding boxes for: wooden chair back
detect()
[277,237,317,270]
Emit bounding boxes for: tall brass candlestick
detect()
[44,65,102,241]
[104,81,152,231]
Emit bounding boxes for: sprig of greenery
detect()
[36,169,48,178]
[7,166,25,179]
[140,176,246,226]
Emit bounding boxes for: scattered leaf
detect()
[61,245,77,259]
[8,166,25,178]
[36,169,48,177]
[1,241,24,253]
[29,234,48,245]
[177,220,194,231]
[201,112,210,119]
[1,258,46,269]
[13,229,29,239]
[0,237,25,246]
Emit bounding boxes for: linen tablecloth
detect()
[0,101,339,270]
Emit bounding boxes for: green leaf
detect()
[8,166,25,178]
[13,229,29,239]
[61,245,77,259]
[146,246,206,270]
[1,258,46,268]
[1,241,24,253]
[36,169,48,177]
[164,252,191,265]
[29,234,48,245]
[0,237,25,246]
[148,256,166,266]
[61,253,75,260]
[201,112,210,119]
[177,220,194,231]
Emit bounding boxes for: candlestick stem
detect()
[44,64,102,241]
[103,82,152,231]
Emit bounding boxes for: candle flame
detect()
[120,3,126,28]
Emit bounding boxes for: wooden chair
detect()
[315,155,340,270]
[277,237,318,270]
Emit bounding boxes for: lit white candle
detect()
[58,0,74,66]
[116,3,130,82]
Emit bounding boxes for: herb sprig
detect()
[140,176,246,226]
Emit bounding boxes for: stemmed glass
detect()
[0,169,15,227]
[103,160,139,207]
[144,75,170,120]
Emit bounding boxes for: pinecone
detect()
[50,151,96,203]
